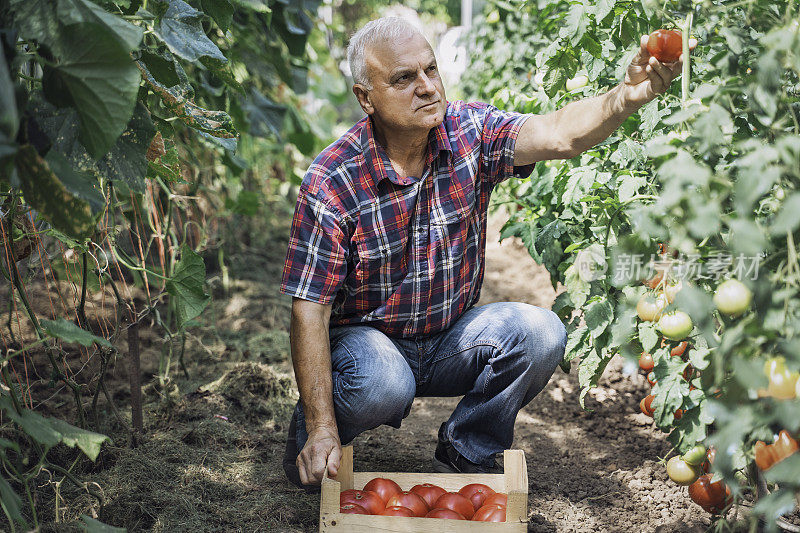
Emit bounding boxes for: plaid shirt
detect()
[280,100,534,338]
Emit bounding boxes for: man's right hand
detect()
[297,425,341,485]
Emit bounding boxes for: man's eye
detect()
[427,65,437,72]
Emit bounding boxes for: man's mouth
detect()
[417,100,439,110]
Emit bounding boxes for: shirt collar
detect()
[360,105,451,186]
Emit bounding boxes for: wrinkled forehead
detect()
[365,32,436,78]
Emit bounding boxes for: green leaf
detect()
[154,0,227,64]
[564,324,588,362]
[47,418,110,461]
[617,174,646,202]
[585,298,613,338]
[770,192,800,235]
[652,356,690,427]
[44,152,105,213]
[558,2,589,45]
[592,0,616,21]
[244,90,287,138]
[687,346,711,371]
[638,322,658,352]
[578,348,613,409]
[15,145,96,239]
[666,403,711,452]
[41,318,112,348]
[564,262,590,308]
[0,474,27,529]
[562,167,595,204]
[166,244,211,329]
[200,0,234,31]
[81,515,127,532]
[0,396,61,448]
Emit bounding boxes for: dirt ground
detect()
[5,203,771,532]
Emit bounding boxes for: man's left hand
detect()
[621,34,698,108]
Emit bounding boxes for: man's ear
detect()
[352,84,374,115]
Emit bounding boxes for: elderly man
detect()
[281,17,692,489]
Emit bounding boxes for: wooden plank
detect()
[352,472,505,492]
[334,446,354,490]
[503,449,528,524]
[319,513,527,533]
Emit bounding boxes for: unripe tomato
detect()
[664,281,682,303]
[666,456,701,486]
[340,503,368,514]
[425,508,466,519]
[472,503,506,522]
[410,483,446,509]
[566,75,588,91]
[340,489,384,515]
[433,492,475,520]
[763,357,799,400]
[713,279,752,317]
[381,506,415,517]
[640,395,654,417]
[647,29,683,62]
[363,477,402,504]
[658,311,693,341]
[688,474,732,514]
[637,294,667,321]
[386,491,428,517]
[682,445,707,466]
[639,352,655,372]
[458,483,496,511]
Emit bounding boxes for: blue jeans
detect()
[293,302,567,467]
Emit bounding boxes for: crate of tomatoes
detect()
[319,445,528,532]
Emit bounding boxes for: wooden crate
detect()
[319,445,528,532]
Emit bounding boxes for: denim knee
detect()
[503,303,567,372]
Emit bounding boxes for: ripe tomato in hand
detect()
[666,456,701,486]
[410,483,446,509]
[433,492,475,520]
[340,503,368,514]
[363,477,402,505]
[483,492,507,507]
[458,483,496,511]
[647,29,683,62]
[688,474,732,514]
[639,352,655,372]
[381,506,415,517]
[340,489,383,515]
[473,503,506,522]
[386,491,428,517]
[425,508,466,519]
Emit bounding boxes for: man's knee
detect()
[502,303,567,369]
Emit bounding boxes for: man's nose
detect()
[416,71,436,95]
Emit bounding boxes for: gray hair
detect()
[346,17,422,89]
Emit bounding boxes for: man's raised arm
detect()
[290,297,341,485]
[514,34,697,166]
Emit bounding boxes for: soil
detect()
[2,200,781,532]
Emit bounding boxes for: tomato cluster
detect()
[339,478,508,522]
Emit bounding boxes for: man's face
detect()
[359,31,447,131]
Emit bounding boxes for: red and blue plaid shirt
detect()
[280,100,534,338]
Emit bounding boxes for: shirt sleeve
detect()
[279,190,349,305]
[479,103,536,185]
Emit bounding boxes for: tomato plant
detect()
[410,483,447,509]
[363,478,403,505]
[646,29,683,63]
[386,491,428,517]
[433,492,475,520]
[472,503,506,522]
[688,475,732,515]
[458,483,496,511]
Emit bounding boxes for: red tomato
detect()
[647,29,683,62]
[340,503,368,515]
[688,474,732,514]
[472,503,506,522]
[381,506,415,517]
[639,352,655,372]
[340,489,383,515]
[433,492,475,520]
[671,341,689,357]
[646,372,657,387]
[363,477,402,505]
[458,483,496,511]
[754,430,799,471]
[386,491,428,517]
[483,493,507,507]
[674,409,684,420]
[640,395,654,417]
[425,508,466,519]
[410,483,447,509]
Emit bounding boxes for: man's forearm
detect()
[290,306,336,432]
[550,83,640,158]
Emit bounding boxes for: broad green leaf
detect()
[585,298,613,338]
[638,322,658,352]
[564,324,588,363]
[578,348,613,409]
[47,418,110,461]
[558,3,588,44]
[592,0,615,21]
[154,0,228,64]
[617,174,646,202]
[687,346,711,371]
[81,515,127,532]
[564,262,589,308]
[652,356,690,427]
[245,90,287,138]
[0,438,21,453]
[166,245,211,329]
[752,490,798,525]
[562,168,595,204]
[44,152,105,213]
[15,145,95,238]
[0,474,27,529]
[0,400,62,449]
[0,46,18,140]
[41,318,112,348]
[727,218,767,256]
[229,0,271,11]
[200,0,234,31]
[666,404,710,452]
[769,192,800,235]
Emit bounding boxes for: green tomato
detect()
[637,293,667,322]
[666,456,701,486]
[682,445,707,466]
[486,10,500,23]
[713,279,752,317]
[658,311,693,341]
[566,75,588,91]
